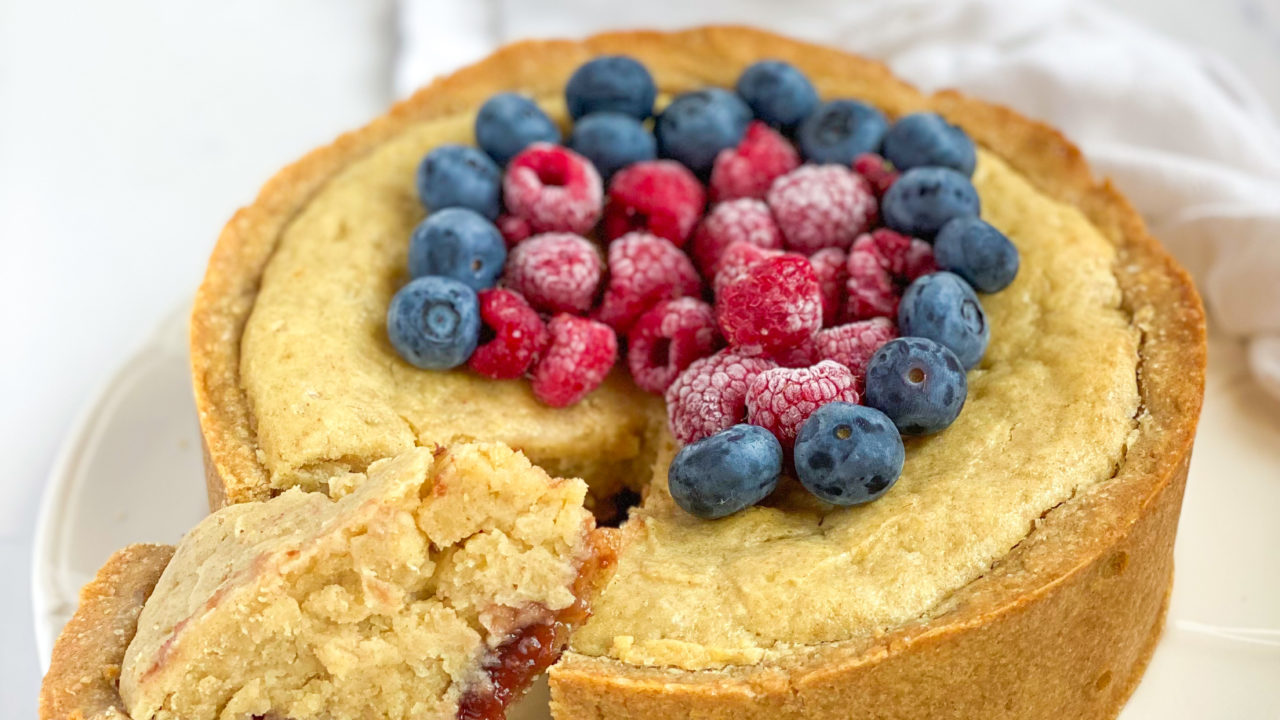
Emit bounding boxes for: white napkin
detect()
[397,0,1280,400]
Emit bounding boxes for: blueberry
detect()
[565,55,656,121]
[656,88,753,178]
[881,112,977,176]
[386,276,480,370]
[864,337,968,435]
[735,60,819,134]
[568,112,657,180]
[898,272,989,369]
[881,166,980,239]
[794,402,905,505]
[933,216,1020,293]
[416,145,502,220]
[668,424,782,519]
[475,93,561,166]
[795,99,889,165]
[408,208,506,291]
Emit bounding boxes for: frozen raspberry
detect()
[691,199,784,280]
[815,318,898,388]
[712,241,787,294]
[503,143,603,235]
[809,247,848,327]
[496,214,532,248]
[708,121,801,202]
[844,229,938,321]
[902,237,939,280]
[503,233,603,314]
[627,298,720,394]
[531,314,617,407]
[665,349,776,444]
[771,337,818,368]
[717,254,823,355]
[856,228,937,279]
[766,165,877,254]
[468,289,549,379]
[603,160,705,246]
[853,152,900,198]
[745,361,860,449]
[595,232,702,334]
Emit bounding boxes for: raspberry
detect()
[853,152,900,198]
[717,254,823,355]
[503,233,603,315]
[691,199,784,280]
[468,289,549,379]
[496,214,532,248]
[531,314,617,407]
[712,241,787,294]
[844,229,938,321]
[815,318,898,388]
[595,232,702,334]
[664,349,776,444]
[902,237,939,280]
[708,121,801,202]
[770,337,818,368]
[503,143,603,235]
[627,298,720,394]
[809,247,848,327]
[745,361,860,449]
[766,165,877,253]
[603,160,705,246]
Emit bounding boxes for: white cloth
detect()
[397,0,1280,400]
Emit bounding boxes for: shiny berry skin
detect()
[475,93,561,166]
[745,361,860,450]
[468,289,549,379]
[416,145,502,220]
[692,198,784,279]
[933,216,1020,293]
[853,152,899,198]
[565,55,656,120]
[717,254,823,355]
[531,314,617,407]
[767,165,876,254]
[668,424,783,519]
[408,208,506,291]
[898,272,989,369]
[603,160,705,245]
[796,99,889,165]
[502,233,603,315]
[735,60,819,134]
[596,232,701,334]
[665,349,776,444]
[881,112,976,176]
[656,88,753,177]
[568,112,657,180]
[864,337,967,435]
[794,402,905,505]
[387,276,480,370]
[881,166,980,239]
[815,318,898,388]
[503,143,603,235]
[627,298,720,394]
[708,121,800,202]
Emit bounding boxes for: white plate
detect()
[33,310,1280,718]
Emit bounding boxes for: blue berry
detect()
[881,166,980,239]
[416,145,502,220]
[794,402,905,505]
[386,276,480,370]
[475,93,561,166]
[668,424,782,519]
[408,208,506,291]
[864,337,968,435]
[881,112,977,176]
[565,55,656,121]
[735,60,819,134]
[898,272,989,369]
[933,216,1020,293]
[568,112,657,180]
[795,99,889,165]
[656,88,753,178]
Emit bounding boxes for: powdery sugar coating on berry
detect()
[503,143,603,235]
[503,233,603,314]
[767,165,877,254]
[745,361,860,449]
[717,254,823,354]
[496,214,532,248]
[627,298,720,394]
[531,314,617,407]
[596,232,702,334]
[712,241,787,294]
[810,247,848,327]
[708,121,801,202]
[691,198,784,280]
[665,350,777,445]
[815,318,899,388]
[604,160,706,246]
[844,229,939,321]
[853,152,900,198]
[468,288,549,379]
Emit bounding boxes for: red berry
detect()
[843,229,938,321]
[468,289,550,379]
[627,298,720,394]
[717,254,823,355]
[595,232,702,334]
[504,143,603,235]
[665,349,776,444]
[712,241,787,294]
[531,314,617,407]
[770,337,818,368]
[809,247,848,327]
[902,237,939,280]
[814,318,898,389]
[503,233,603,315]
[603,160,705,246]
[853,152,900,197]
[766,165,877,253]
[691,199,784,279]
[708,121,801,202]
[745,361,860,449]
[496,214,532,248]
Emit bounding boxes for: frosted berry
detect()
[809,247,848,327]
[814,318,898,388]
[468,289,549,379]
[717,254,823,355]
[770,337,819,369]
[496,214,532,248]
[767,165,876,253]
[708,121,801,202]
[691,198,784,279]
[844,229,938,322]
[604,160,705,246]
[503,233,603,314]
[853,152,899,198]
[596,232,702,334]
[712,240,786,294]
[503,143,603,235]
[665,350,776,445]
[627,298,720,394]
[745,361,860,449]
[531,314,617,407]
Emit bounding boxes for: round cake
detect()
[188,26,1205,719]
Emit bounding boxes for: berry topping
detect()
[881,112,977,176]
[503,233,603,315]
[408,208,506,291]
[794,402,905,505]
[665,349,777,444]
[496,214,532,248]
[717,254,823,355]
[416,145,502,220]
[387,276,480,370]
[864,336,968,435]
[853,152,900,198]
[668,424,782,520]
[881,166,980,239]
[712,240,786,293]
[596,232,702,334]
[814,318,898,387]
[503,143,603,235]
[809,247,848,327]
[735,60,819,134]
[603,160,705,245]
[531,314,617,407]
[933,216,1020,292]
[771,338,819,368]
[565,55,656,121]
[475,93,561,166]
[767,165,876,254]
[845,243,899,322]
[627,298,720,394]
[898,272,989,369]
[468,288,549,379]
[656,88,753,177]
[745,361,860,449]
[796,99,889,165]
[708,121,801,202]
[692,198,784,279]
[567,112,657,181]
